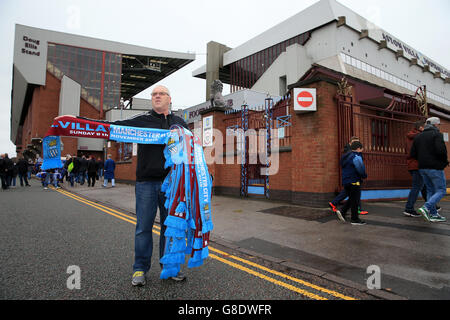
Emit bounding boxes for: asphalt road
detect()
[0,180,376,303]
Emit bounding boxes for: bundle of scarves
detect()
[42,116,213,278]
[160,125,213,278]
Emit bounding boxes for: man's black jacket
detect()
[80,110,187,182]
[2,156,13,175]
[0,158,5,175]
[72,157,80,174]
[410,125,449,170]
[17,159,29,174]
[79,157,88,172]
[87,158,98,174]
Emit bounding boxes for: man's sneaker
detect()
[403,209,421,217]
[430,214,447,223]
[328,202,338,213]
[418,206,431,222]
[131,271,146,286]
[358,210,368,215]
[335,210,346,222]
[351,219,366,225]
[436,206,442,212]
[170,272,186,281]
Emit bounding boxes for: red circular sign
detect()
[297,91,314,108]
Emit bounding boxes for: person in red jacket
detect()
[404,120,426,217]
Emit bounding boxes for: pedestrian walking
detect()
[87,155,98,187]
[97,157,104,180]
[17,156,31,187]
[72,155,80,185]
[0,154,8,190]
[102,154,115,188]
[329,137,368,216]
[78,155,88,185]
[335,141,368,225]
[403,120,427,217]
[411,117,448,222]
[11,160,18,187]
[3,153,14,188]
[36,170,46,188]
[27,159,33,180]
[63,154,71,182]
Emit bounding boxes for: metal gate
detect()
[336,86,427,189]
[223,95,291,198]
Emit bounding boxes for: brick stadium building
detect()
[189,0,450,206]
[10,24,194,181]
[10,1,450,206]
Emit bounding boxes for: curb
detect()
[211,236,407,300]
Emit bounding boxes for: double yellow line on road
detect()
[53,187,357,300]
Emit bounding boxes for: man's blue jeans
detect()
[44,173,58,188]
[419,169,446,216]
[69,172,75,187]
[133,181,168,273]
[405,170,424,211]
[78,171,86,185]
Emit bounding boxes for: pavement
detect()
[60,179,450,300]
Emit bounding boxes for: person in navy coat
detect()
[102,154,116,187]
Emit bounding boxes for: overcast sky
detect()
[1,0,449,157]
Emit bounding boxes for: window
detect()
[118,142,133,162]
[339,52,450,107]
[279,76,287,96]
[361,62,367,72]
[47,43,121,111]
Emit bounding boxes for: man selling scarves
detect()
[56,85,188,286]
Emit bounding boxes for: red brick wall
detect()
[203,110,241,191]
[115,156,137,182]
[20,71,101,158]
[290,81,340,195]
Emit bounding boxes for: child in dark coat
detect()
[336,141,367,225]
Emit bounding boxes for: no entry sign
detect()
[293,88,317,112]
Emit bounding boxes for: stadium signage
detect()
[21,35,41,56]
[382,32,450,77]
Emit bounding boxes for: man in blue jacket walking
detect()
[336,141,367,225]
[102,154,115,188]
